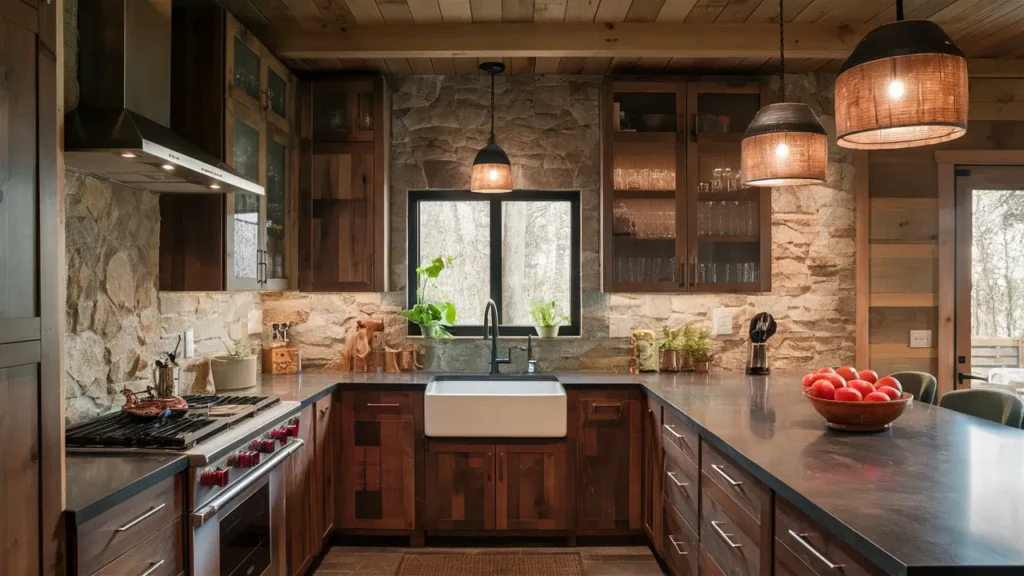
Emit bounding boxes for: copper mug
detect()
[398,349,416,371]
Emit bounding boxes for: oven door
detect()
[190,439,303,576]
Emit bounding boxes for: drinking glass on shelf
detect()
[745,201,755,236]
[639,168,651,190]
[698,181,710,194]
[626,170,642,190]
[711,168,724,192]
[717,201,728,236]
[723,168,735,192]
[723,263,732,284]
[734,171,745,191]
[614,168,624,190]
[730,201,741,236]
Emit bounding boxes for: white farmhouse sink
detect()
[424,376,567,438]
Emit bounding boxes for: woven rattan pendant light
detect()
[741,0,828,187]
[835,0,968,149]
[470,62,514,193]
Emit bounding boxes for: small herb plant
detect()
[529,300,569,328]
[223,337,257,359]
[688,327,713,363]
[400,256,457,340]
[659,326,684,351]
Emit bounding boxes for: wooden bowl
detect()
[803,391,913,432]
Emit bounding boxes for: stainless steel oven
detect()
[190,438,302,576]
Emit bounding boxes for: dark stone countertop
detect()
[65,453,188,526]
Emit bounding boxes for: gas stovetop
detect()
[66,394,281,451]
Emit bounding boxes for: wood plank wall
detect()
[859,82,1024,393]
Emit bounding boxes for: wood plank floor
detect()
[312,546,667,575]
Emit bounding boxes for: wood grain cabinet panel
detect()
[340,391,417,531]
[642,396,663,549]
[700,487,762,576]
[662,436,699,533]
[496,444,567,531]
[314,393,337,544]
[701,441,769,523]
[661,497,698,576]
[92,518,183,576]
[425,443,495,531]
[286,403,316,576]
[0,364,41,576]
[662,409,699,464]
[577,390,642,532]
[775,497,885,576]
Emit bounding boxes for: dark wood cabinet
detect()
[286,403,316,576]
[425,441,567,533]
[425,443,495,531]
[662,496,698,576]
[300,78,390,292]
[775,497,885,576]
[601,79,770,293]
[314,394,337,545]
[340,391,418,531]
[642,397,663,549]
[576,390,643,532]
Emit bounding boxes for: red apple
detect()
[857,370,879,384]
[802,373,819,388]
[876,376,903,394]
[836,366,859,382]
[834,387,863,402]
[864,391,891,402]
[817,367,836,374]
[847,379,876,398]
[810,380,836,400]
[877,386,901,401]
[819,373,847,388]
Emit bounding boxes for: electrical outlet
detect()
[909,330,932,348]
[185,328,195,358]
[712,308,733,336]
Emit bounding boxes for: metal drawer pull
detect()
[116,503,166,532]
[592,403,621,408]
[711,520,742,548]
[711,464,743,486]
[662,424,684,439]
[789,530,843,569]
[366,403,400,407]
[139,560,164,576]
[665,471,689,487]
[667,536,688,555]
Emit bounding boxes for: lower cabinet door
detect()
[700,485,762,576]
[496,444,567,531]
[660,498,697,576]
[425,443,495,531]
[286,403,315,576]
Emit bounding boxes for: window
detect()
[408,189,581,337]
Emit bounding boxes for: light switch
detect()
[185,328,195,358]
[910,330,932,348]
[712,308,733,336]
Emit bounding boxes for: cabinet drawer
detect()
[776,497,884,576]
[701,441,768,523]
[700,486,761,576]
[351,391,415,419]
[662,439,698,532]
[78,475,182,576]
[93,518,183,576]
[661,410,699,464]
[661,497,697,576]
[699,546,726,576]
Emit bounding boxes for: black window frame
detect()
[407,189,582,337]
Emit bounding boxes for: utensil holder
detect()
[154,366,177,397]
[746,342,770,375]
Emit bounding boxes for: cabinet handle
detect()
[667,535,688,555]
[320,405,330,415]
[788,530,843,569]
[592,402,621,408]
[116,503,166,532]
[366,403,400,407]
[139,560,165,576]
[498,452,504,482]
[710,520,742,548]
[711,464,743,486]
[691,256,697,288]
[662,424,684,439]
[665,471,688,487]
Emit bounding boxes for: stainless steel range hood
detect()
[65,0,263,196]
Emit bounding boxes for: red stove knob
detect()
[260,439,276,453]
[251,452,261,465]
[249,440,261,451]
[215,468,229,487]
[239,452,252,468]
[200,467,230,487]
[277,428,289,445]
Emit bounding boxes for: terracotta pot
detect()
[693,361,710,374]
[660,349,680,372]
[535,325,559,338]
[211,356,258,391]
[681,353,694,371]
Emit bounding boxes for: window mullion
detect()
[490,198,504,325]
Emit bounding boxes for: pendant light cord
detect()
[489,70,496,144]
[778,0,785,102]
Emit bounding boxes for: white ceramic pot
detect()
[211,356,258,391]
[535,325,560,338]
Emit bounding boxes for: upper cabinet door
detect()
[308,152,377,291]
[685,81,771,294]
[312,81,376,143]
[226,14,264,115]
[225,99,265,291]
[264,128,291,290]
[264,56,292,135]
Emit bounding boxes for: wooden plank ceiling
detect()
[223,0,1024,75]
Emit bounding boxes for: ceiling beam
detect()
[265,22,871,60]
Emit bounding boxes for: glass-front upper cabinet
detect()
[601,79,770,294]
[226,15,264,115]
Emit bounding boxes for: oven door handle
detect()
[191,439,304,528]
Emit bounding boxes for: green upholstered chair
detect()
[939,389,1024,428]
[890,371,937,405]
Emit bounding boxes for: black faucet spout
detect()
[483,299,509,375]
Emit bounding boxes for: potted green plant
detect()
[689,327,713,373]
[659,326,684,372]
[211,337,259,391]
[529,300,568,338]
[679,323,699,371]
[400,256,456,370]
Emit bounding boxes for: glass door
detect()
[225,99,265,290]
[264,128,290,290]
[686,82,767,293]
[954,166,1024,395]
[608,82,685,291]
[226,14,264,116]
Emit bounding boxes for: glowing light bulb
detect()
[161,163,175,171]
[120,152,138,158]
[887,79,905,100]
[775,142,790,159]
[209,183,221,190]
[489,168,499,181]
